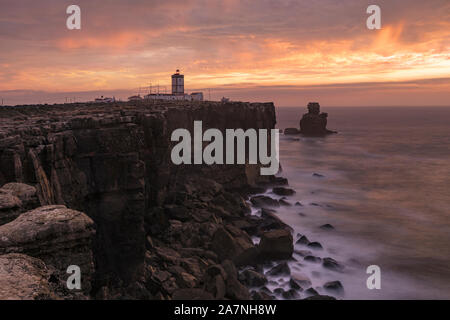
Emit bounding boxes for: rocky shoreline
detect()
[0,101,337,300]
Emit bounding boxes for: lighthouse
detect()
[171,69,184,96]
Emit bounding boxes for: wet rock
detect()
[312,173,324,178]
[304,256,322,263]
[172,288,214,300]
[291,272,312,287]
[279,199,292,206]
[307,242,323,250]
[0,253,53,300]
[282,288,299,299]
[272,187,295,196]
[323,281,344,293]
[320,224,334,230]
[258,229,294,261]
[284,128,300,135]
[296,235,310,245]
[259,208,292,233]
[289,279,302,290]
[322,257,344,272]
[266,262,290,276]
[273,288,284,295]
[305,287,319,296]
[239,269,268,287]
[250,195,280,208]
[295,202,303,206]
[294,249,312,257]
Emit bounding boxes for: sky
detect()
[0,0,449,106]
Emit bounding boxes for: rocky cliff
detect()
[0,101,280,299]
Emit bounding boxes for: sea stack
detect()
[299,102,336,136]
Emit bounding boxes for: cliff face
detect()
[0,101,276,296]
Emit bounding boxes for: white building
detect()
[144,70,203,101]
[94,96,115,103]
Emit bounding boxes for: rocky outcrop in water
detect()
[299,102,336,136]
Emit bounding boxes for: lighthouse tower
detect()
[171,69,184,96]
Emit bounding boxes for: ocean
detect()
[270,106,450,299]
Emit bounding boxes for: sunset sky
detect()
[0,0,449,106]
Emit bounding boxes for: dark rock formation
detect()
[323,280,344,293]
[250,195,280,208]
[284,128,300,135]
[322,257,345,272]
[272,187,295,196]
[299,102,336,136]
[266,262,290,276]
[0,101,277,298]
[258,229,294,260]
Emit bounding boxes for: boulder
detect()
[258,229,294,261]
[307,241,323,250]
[211,227,257,266]
[291,272,312,287]
[320,224,334,230]
[250,195,280,208]
[284,128,300,135]
[220,260,250,300]
[295,235,310,245]
[304,255,322,263]
[322,257,344,272]
[272,187,295,196]
[323,280,344,293]
[0,205,95,296]
[259,208,292,233]
[266,262,290,276]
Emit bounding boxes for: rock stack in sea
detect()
[284,102,336,136]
